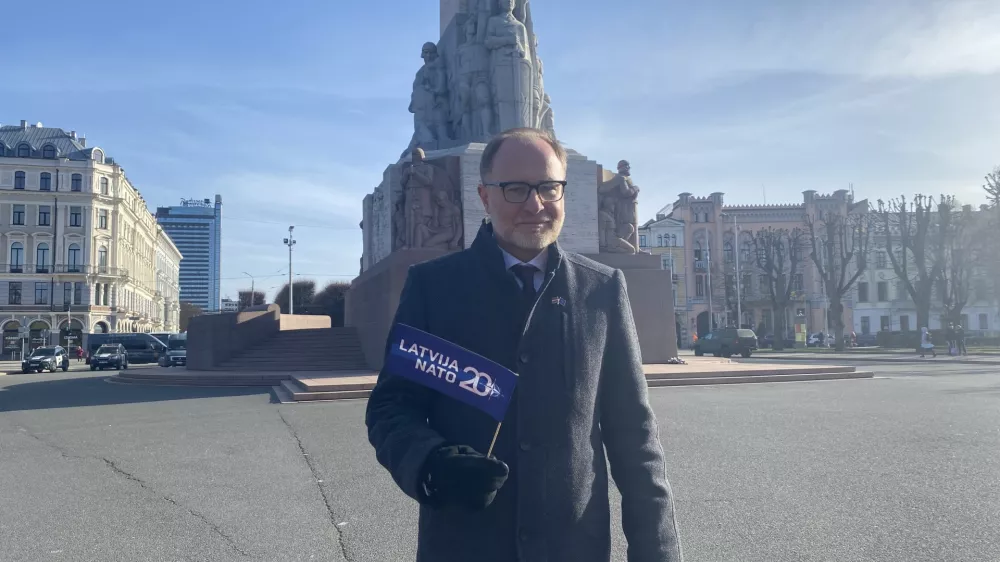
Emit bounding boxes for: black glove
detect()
[420,445,509,511]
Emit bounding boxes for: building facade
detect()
[0,121,182,355]
[666,190,864,341]
[221,298,238,313]
[638,208,687,346]
[155,196,222,312]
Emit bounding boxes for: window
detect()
[639,235,647,248]
[696,275,706,297]
[979,313,988,330]
[880,315,890,331]
[742,274,752,297]
[40,172,51,191]
[36,243,49,273]
[759,274,769,291]
[70,207,82,227]
[64,282,72,306]
[858,282,869,302]
[35,282,49,305]
[71,174,82,192]
[12,204,25,224]
[14,171,25,189]
[723,242,734,263]
[793,274,804,292]
[8,282,21,305]
[9,242,24,272]
[877,281,889,302]
[741,243,752,263]
[694,214,700,223]
[98,247,108,271]
[98,209,108,229]
[693,247,703,261]
[42,145,56,159]
[17,143,30,158]
[876,251,887,269]
[74,282,83,305]
[899,315,910,332]
[703,213,710,223]
[100,177,109,195]
[38,206,51,226]
[68,244,81,272]
[860,316,871,334]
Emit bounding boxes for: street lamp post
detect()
[722,213,743,328]
[283,226,297,314]
[242,272,254,310]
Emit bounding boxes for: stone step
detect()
[236,348,364,358]
[213,364,369,371]
[279,379,370,401]
[109,372,289,386]
[644,365,857,380]
[646,370,875,386]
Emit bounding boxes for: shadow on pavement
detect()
[0,374,271,413]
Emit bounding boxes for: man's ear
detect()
[478,184,490,215]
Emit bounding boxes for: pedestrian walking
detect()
[956,324,967,355]
[76,346,84,363]
[366,128,683,562]
[920,327,936,358]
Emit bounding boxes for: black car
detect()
[22,346,70,373]
[159,333,187,367]
[694,328,759,358]
[90,344,129,371]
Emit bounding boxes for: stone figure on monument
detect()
[597,159,640,253]
[407,42,452,152]
[400,148,437,249]
[457,18,494,140]
[532,40,553,134]
[392,200,407,251]
[599,198,638,253]
[485,0,534,132]
[414,190,463,250]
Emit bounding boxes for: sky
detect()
[2,0,998,302]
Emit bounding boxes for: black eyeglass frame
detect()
[484,180,568,203]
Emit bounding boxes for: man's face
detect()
[499,0,515,14]
[421,44,436,62]
[478,138,566,255]
[618,161,631,176]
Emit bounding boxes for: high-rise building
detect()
[156,196,222,311]
[0,120,182,352]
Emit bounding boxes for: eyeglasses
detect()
[486,181,567,204]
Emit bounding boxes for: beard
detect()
[504,218,563,251]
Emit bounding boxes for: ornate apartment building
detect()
[638,207,687,346]
[0,121,182,354]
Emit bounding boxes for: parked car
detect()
[694,328,759,358]
[760,333,796,349]
[86,333,164,364]
[159,333,187,367]
[21,346,70,373]
[855,333,878,347]
[90,344,129,371]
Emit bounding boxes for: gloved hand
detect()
[420,444,509,511]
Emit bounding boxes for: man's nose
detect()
[521,191,544,213]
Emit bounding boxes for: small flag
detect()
[384,323,519,422]
[551,296,566,306]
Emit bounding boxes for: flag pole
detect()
[486,422,503,457]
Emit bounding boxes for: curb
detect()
[748,354,1000,365]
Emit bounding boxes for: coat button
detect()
[519,352,529,364]
[519,442,531,452]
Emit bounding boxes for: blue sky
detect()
[3,0,998,302]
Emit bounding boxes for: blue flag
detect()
[384,323,519,422]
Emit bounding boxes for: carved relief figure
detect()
[415,190,463,250]
[392,200,407,250]
[457,18,494,140]
[485,0,534,132]
[400,148,437,249]
[532,40,553,133]
[407,43,451,152]
[597,159,640,253]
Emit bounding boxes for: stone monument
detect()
[348,0,677,368]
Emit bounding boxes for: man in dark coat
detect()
[366,127,683,562]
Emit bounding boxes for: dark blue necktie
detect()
[511,264,538,300]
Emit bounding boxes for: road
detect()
[1,362,998,562]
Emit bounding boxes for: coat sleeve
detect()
[600,269,683,562]
[365,266,447,502]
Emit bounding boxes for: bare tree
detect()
[984,165,1000,207]
[751,227,807,350]
[237,290,266,310]
[806,210,872,351]
[874,195,950,331]
[939,205,989,327]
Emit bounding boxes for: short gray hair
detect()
[479,127,567,183]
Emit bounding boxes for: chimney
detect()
[80,136,86,148]
[70,131,77,140]
[20,120,28,129]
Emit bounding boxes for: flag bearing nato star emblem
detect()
[551,296,566,306]
[385,323,519,422]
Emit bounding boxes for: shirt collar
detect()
[499,246,548,272]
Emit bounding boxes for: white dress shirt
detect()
[500,247,547,292]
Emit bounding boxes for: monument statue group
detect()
[351,0,678,366]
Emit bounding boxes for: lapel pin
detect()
[551,297,566,306]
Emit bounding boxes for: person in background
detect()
[76,345,84,363]
[956,324,967,356]
[919,327,936,358]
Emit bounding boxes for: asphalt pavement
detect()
[1,362,998,561]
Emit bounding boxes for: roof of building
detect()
[0,123,99,161]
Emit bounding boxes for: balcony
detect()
[694,260,708,272]
[0,264,129,276]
